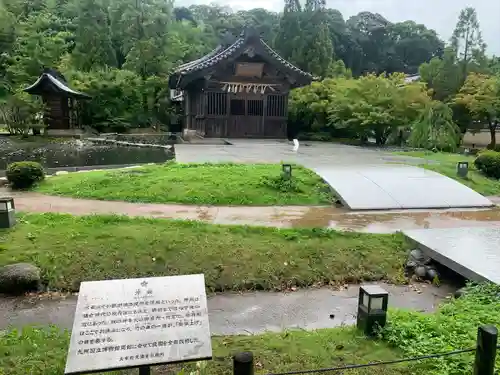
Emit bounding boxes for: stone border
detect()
[0,162,162,179]
[0,163,156,186]
[86,137,173,150]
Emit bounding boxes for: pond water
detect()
[0,136,174,170]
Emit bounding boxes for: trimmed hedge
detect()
[6,161,45,189]
[474,151,500,179]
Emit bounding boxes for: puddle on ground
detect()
[270,206,500,233]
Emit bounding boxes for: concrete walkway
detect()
[313,164,493,210]
[5,190,500,233]
[1,283,453,335]
[174,140,427,167]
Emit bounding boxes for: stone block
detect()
[0,263,41,294]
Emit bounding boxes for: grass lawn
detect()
[0,326,422,375]
[0,213,407,292]
[393,151,500,196]
[36,163,333,206]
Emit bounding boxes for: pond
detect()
[0,136,175,171]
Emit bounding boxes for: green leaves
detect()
[454,72,500,146]
[383,283,500,375]
[408,101,461,151]
[71,0,117,71]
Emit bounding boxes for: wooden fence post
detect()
[233,352,254,375]
[474,325,498,375]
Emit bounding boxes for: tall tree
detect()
[389,21,444,74]
[346,12,392,74]
[6,7,72,87]
[72,0,117,71]
[454,73,500,147]
[299,0,333,76]
[111,0,173,78]
[451,7,486,83]
[419,47,461,101]
[274,0,302,65]
[0,0,16,96]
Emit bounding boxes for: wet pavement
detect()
[404,227,500,285]
[174,140,428,167]
[0,283,454,335]
[4,190,500,233]
[313,164,493,210]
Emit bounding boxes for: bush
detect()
[485,144,500,152]
[382,283,500,375]
[260,174,303,193]
[6,161,45,189]
[474,151,500,179]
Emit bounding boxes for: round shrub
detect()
[474,151,500,179]
[6,161,45,189]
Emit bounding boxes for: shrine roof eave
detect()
[168,28,314,90]
[24,73,91,99]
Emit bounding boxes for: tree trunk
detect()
[375,132,387,145]
[489,121,496,149]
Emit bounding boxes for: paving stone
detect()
[314,165,493,210]
[404,227,500,284]
[313,167,399,210]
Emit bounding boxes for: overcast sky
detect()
[183,0,500,55]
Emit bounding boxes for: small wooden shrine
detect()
[24,68,90,130]
[168,27,313,138]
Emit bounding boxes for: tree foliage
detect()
[290,74,434,145]
[451,7,487,83]
[0,0,496,148]
[454,73,500,147]
[408,101,461,151]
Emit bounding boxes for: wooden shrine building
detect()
[24,69,90,130]
[168,27,313,138]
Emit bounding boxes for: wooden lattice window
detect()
[230,99,245,115]
[247,99,264,116]
[207,92,227,115]
[266,95,286,117]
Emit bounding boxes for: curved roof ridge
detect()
[24,73,90,98]
[178,37,245,74]
[175,45,223,72]
[259,39,314,78]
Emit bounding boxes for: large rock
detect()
[0,263,41,294]
[414,266,427,278]
[409,249,431,265]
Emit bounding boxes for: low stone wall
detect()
[86,137,173,150]
[46,129,85,138]
[463,130,497,147]
[0,162,163,178]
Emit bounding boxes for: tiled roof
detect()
[174,37,246,75]
[174,45,223,73]
[260,39,313,79]
[24,73,90,98]
[172,28,313,81]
